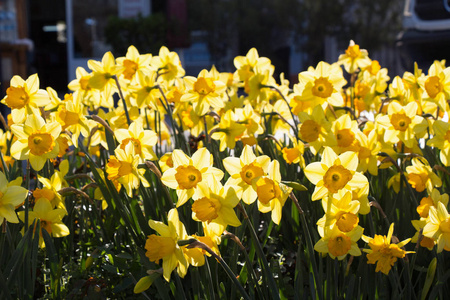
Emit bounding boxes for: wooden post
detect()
[15,0,28,39]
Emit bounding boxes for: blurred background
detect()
[1,0,449,95]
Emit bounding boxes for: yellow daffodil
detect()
[1,74,50,124]
[387,173,404,194]
[304,147,369,201]
[116,45,152,82]
[331,114,359,154]
[338,40,371,74]
[18,198,70,248]
[114,121,158,162]
[0,171,28,224]
[161,148,224,207]
[88,51,124,90]
[106,143,149,197]
[297,105,335,155]
[210,110,246,151]
[423,202,450,253]
[233,48,274,82]
[427,119,450,166]
[10,114,61,171]
[411,219,436,250]
[417,189,449,219]
[281,137,305,168]
[181,69,227,116]
[192,223,221,258]
[33,160,68,211]
[254,160,292,225]
[234,104,264,146]
[191,177,241,236]
[152,46,185,84]
[88,51,125,107]
[53,95,89,147]
[264,99,293,136]
[132,69,160,110]
[223,145,270,205]
[67,67,101,108]
[376,100,428,148]
[317,191,360,233]
[406,157,441,193]
[420,61,450,111]
[247,69,277,103]
[355,130,381,175]
[145,208,189,281]
[363,223,413,275]
[296,61,347,108]
[314,224,363,260]
[159,152,173,173]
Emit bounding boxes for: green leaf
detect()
[42,227,60,298]
[282,181,308,192]
[421,258,437,300]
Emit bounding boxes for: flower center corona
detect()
[192,197,222,223]
[323,165,353,193]
[240,162,264,185]
[121,138,142,155]
[312,77,333,98]
[28,132,54,156]
[336,129,355,148]
[328,234,352,257]
[335,212,359,232]
[175,165,202,189]
[123,59,139,80]
[391,113,411,132]
[256,177,281,204]
[300,120,321,143]
[425,76,442,98]
[194,77,215,95]
[145,235,176,264]
[5,86,30,109]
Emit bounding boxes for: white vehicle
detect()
[398,0,450,69]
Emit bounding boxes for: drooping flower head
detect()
[363,223,413,275]
[145,208,189,281]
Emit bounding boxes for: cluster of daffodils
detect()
[2,39,450,292]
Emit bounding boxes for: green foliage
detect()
[105,13,167,56]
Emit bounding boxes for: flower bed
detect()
[0,41,449,299]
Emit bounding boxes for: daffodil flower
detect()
[223,145,270,205]
[0,171,28,224]
[10,114,61,171]
[1,74,50,124]
[18,198,70,248]
[191,177,241,236]
[145,208,189,281]
[304,147,369,201]
[106,143,149,197]
[254,160,292,225]
[314,224,363,260]
[423,202,450,253]
[161,148,224,207]
[363,223,413,275]
[337,40,372,74]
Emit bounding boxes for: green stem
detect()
[239,205,280,300]
[185,239,251,300]
[113,75,131,126]
[290,193,324,300]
